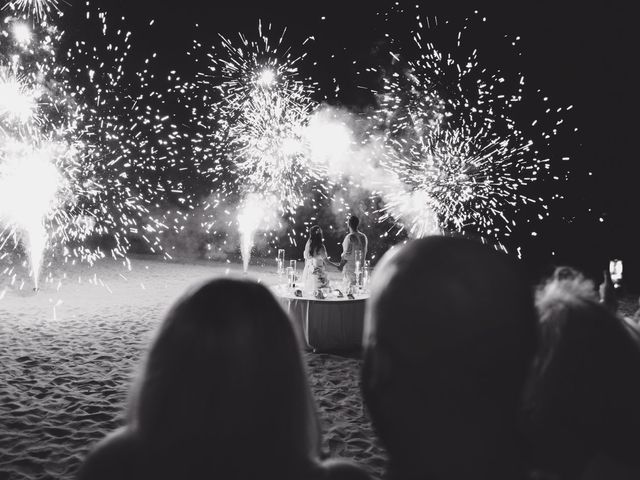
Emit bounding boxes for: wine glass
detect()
[362,260,371,292]
[277,249,285,275]
[286,267,294,289]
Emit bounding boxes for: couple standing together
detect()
[302,215,368,292]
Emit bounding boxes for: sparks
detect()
[237,193,278,273]
[192,21,323,216]
[4,0,59,20]
[172,20,330,254]
[367,12,565,250]
[0,67,38,124]
[1,4,183,288]
[0,136,68,286]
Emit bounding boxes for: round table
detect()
[274,286,369,352]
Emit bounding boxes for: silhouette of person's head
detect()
[79,278,324,480]
[348,215,360,231]
[362,236,537,480]
[523,272,640,478]
[133,278,320,471]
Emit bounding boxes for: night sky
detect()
[59,1,637,286]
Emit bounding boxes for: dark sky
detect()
[60,1,637,284]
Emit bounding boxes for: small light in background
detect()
[609,259,623,287]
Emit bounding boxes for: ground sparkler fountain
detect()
[0,140,64,289]
[237,194,264,273]
[1,2,184,290]
[237,193,279,273]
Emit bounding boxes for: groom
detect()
[339,215,368,286]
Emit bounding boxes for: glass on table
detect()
[277,249,286,275]
[286,267,294,288]
[277,260,285,280]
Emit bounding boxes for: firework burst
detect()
[0,7,182,288]
[229,77,320,214]
[370,11,564,247]
[177,21,326,216]
[169,20,334,259]
[379,125,537,238]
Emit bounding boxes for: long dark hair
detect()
[126,277,320,473]
[308,225,324,257]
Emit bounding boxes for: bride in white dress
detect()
[302,226,339,293]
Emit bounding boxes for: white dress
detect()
[302,241,331,292]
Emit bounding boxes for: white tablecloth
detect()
[274,287,369,352]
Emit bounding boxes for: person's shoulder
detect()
[77,427,138,480]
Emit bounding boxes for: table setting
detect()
[273,250,370,351]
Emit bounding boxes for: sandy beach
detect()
[3,256,637,480]
[0,257,387,480]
